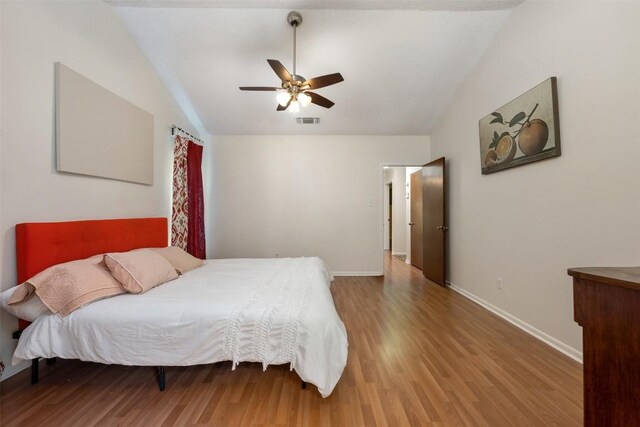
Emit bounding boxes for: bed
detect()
[10,218,348,398]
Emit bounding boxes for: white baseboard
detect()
[447,281,583,364]
[1,360,29,381]
[333,271,384,277]
[391,251,407,256]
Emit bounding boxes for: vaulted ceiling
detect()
[110,1,519,135]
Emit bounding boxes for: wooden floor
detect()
[0,253,582,426]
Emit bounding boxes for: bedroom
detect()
[1,0,639,425]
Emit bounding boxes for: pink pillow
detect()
[8,255,123,316]
[105,249,178,294]
[152,246,203,274]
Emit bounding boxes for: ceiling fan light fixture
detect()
[276,92,291,107]
[239,11,343,112]
[298,92,312,107]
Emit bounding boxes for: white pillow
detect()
[0,286,51,322]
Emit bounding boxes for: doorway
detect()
[383,167,405,263]
[381,162,447,282]
[381,165,421,271]
[383,179,391,251]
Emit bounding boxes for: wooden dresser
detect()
[568,266,640,427]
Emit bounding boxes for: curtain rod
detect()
[171,125,204,144]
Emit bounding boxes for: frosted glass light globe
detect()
[276,92,291,107]
[298,92,312,107]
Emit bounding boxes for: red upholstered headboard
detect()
[15,217,168,329]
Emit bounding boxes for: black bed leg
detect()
[31,359,39,385]
[46,357,57,366]
[301,381,307,390]
[158,366,165,391]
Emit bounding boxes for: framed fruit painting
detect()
[479,77,561,174]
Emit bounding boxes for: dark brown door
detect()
[410,170,423,270]
[422,157,446,286]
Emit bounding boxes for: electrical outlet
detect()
[497,277,503,290]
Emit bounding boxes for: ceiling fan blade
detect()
[239,86,280,91]
[304,73,344,90]
[306,91,335,109]
[276,99,292,111]
[267,59,292,83]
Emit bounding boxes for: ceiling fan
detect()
[239,11,344,113]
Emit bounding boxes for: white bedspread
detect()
[13,257,348,397]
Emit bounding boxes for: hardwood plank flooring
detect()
[0,253,582,426]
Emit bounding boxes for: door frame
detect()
[379,163,425,274]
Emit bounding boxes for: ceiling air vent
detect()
[295,117,320,124]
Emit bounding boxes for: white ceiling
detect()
[108,0,523,11]
[112,3,516,135]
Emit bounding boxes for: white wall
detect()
[0,0,197,379]
[429,0,640,360]
[390,167,407,256]
[383,167,408,255]
[204,135,429,275]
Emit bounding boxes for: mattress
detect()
[13,257,348,397]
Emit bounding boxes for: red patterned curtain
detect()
[171,135,206,258]
[171,135,189,250]
[187,141,206,259]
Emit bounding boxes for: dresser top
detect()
[568,266,640,291]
